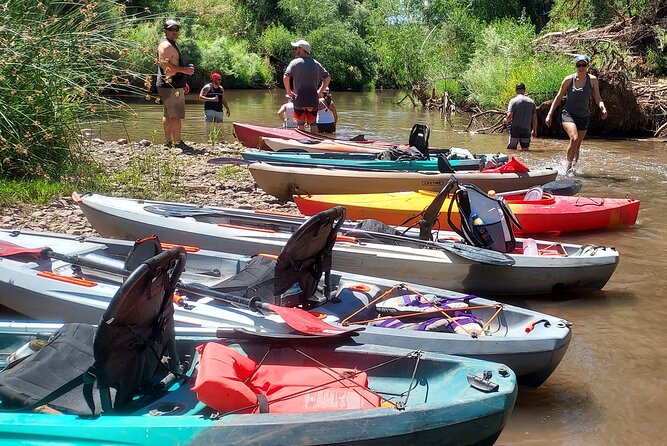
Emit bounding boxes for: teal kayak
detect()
[0,326,517,446]
[240,150,509,172]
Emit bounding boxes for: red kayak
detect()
[294,190,641,235]
[232,122,393,149]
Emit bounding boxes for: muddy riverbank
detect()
[0,138,298,235]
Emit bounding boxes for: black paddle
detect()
[340,227,515,266]
[0,240,353,337]
[418,175,458,240]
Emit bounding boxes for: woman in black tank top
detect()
[545,55,607,176]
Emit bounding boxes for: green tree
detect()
[308,23,377,90]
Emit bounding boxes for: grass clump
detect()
[112,145,183,201]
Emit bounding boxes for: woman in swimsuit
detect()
[545,55,607,176]
[315,88,338,133]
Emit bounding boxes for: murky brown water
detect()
[42,90,667,443]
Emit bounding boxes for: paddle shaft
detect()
[179,281,271,312]
[43,249,255,305]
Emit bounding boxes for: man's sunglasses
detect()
[167,26,180,32]
[576,62,588,67]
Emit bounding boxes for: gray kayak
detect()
[74,193,620,296]
[0,228,571,386]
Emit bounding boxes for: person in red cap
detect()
[199,72,231,142]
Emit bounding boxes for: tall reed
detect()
[0,0,146,181]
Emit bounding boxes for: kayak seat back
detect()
[408,123,430,157]
[524,186,544,201]
[0,246,187,415]
[211,206,347,308]
[193,342,380,414]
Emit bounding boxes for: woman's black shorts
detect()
[561,109,589,131]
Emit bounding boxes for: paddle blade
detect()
[267,304,357,337]
[542,178,583,196]
[441,243,515,266]
[0,240,45,258]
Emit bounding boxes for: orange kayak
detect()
[294,190,641,235]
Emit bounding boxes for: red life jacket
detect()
[482,156,530,173]
[193,342,381,414]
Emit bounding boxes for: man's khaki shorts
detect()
[158,87,186,119]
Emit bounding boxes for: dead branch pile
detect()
[464,110,507,133]
[397,80,457,122]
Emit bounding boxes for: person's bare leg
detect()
[562,121,580,171]
[572,129,587,164]
[171,118,182,143]
[310,123,318,133]
[163,116,171,143]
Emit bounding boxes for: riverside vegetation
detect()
[0,0,666,208]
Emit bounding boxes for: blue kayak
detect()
[241,150,509,172]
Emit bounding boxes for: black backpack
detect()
[447,183,522,253]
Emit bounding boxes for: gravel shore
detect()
[1,139,299,236]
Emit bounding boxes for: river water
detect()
[44,90,667,443]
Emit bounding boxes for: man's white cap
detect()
[291,40,311,53]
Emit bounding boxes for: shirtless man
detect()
[156,19,195,151]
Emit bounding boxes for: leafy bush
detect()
[123,21,161,89]
[463,17,546,107]
[260,24,295,71]
[369,20,431,88]
[197,37,273,88]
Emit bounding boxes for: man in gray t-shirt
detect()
[283,39,330,133]
[504,83,537,150]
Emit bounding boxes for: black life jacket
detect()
[447,183,522,253]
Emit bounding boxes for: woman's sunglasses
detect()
[576,62,588,68]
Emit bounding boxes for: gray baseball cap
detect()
[291,40,311,53]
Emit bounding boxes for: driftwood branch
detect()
[465,110,505,132]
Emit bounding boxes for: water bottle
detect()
[523,238,538,256]
[471,213,493,247]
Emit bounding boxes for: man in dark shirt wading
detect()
[504,82,538,151]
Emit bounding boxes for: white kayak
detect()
[0,228,571,386]
[74,192,620,296]
[247,161,559,199]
